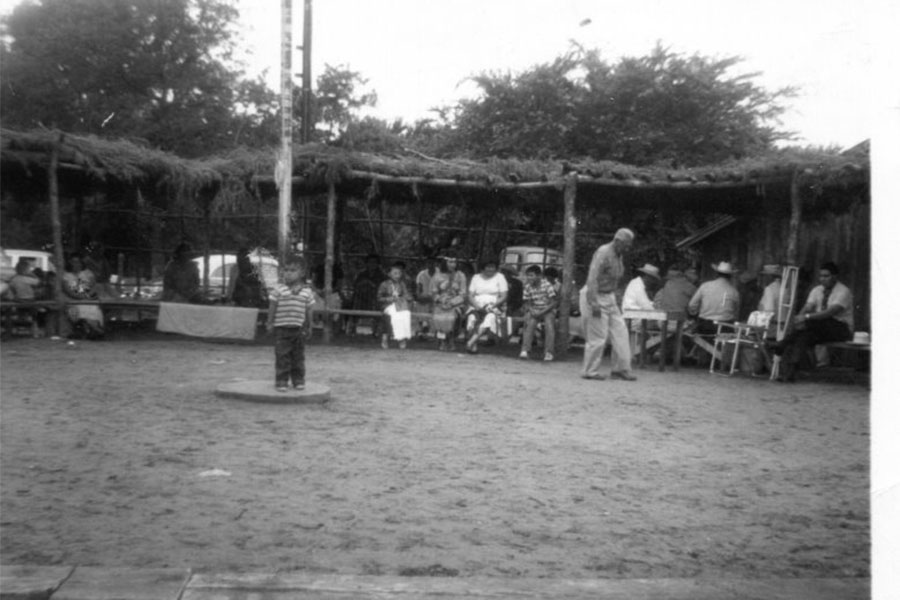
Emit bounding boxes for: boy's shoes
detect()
[610,370,637,381]
[275,385,289,392]
[543,352,554,362]
[518,350,529,359]
[381,336,389,349]
[293,382,305,390]
[399,340,407,349]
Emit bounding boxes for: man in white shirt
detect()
[623,263,660,332]
[774,262,854,382]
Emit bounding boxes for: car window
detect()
[501,252,521,265]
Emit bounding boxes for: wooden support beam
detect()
[559,174,577,355]
[323,182,337,344]
[48,135,66,335]
[786,170,802,266]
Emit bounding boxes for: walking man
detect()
[580,228,637,381]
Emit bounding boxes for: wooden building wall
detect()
[698,200,870,332]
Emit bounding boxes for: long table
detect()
[622,309,688,372]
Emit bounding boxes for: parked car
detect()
[118,252,279,301]
[499,246,563,277]
[0,248,56,282]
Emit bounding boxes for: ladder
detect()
[775,266,799,342]
[770,265,799,380]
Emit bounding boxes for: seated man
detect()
[623,263,660,331]
[519,265,558,362]
[687,261,741,335]
[757,263,783,339]
[773,262,853,382]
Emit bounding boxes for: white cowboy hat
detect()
[636,264,661,279]
[712,261,736,275]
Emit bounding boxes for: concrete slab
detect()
[183,573,869,600]
[215,380,330,404]
[51,567,191,600]
[0,565,74,600]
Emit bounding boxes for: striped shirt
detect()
[522,278,557,310]
[271,283,315,327]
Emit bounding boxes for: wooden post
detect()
[559,174,577,355]
[277,0,293,264]
[786,170,802,266]
[323,182,337,343]
[48,135,66,334]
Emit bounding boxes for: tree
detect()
[0,0,277,156]
[311,64,377,143]
[437,44,796,166]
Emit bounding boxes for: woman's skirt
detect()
[67,303,104,324]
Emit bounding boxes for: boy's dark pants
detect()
[275,326,306,386]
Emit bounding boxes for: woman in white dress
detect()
[62,254,105,338]
[464,260,508,353]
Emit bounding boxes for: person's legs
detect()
[542,311,556,358]
[274,328,292,387]
[521,313,537,355]
[581,291,609,377]
[606,301,633,374]
[291,331,306,387]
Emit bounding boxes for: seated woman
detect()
[464,259,508,353]
[161,242,201,303]
[62,253,105,338]
[430,256,467,351]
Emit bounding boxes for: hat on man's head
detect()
[636,263,660,280]
[613,228,635,242]
[712,261,736,275]
[761,264,782,276]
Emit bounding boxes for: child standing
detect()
[377,262,413,349]
[266,255,315,392]
[519,265,558,361]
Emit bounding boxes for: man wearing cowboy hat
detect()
[623,263,661,332]
[623,264,661,312]
[687,261,741,336]
[579,228,638,381]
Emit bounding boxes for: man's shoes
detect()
[519,350,529,359]
[610,370,637,381]
[293,381,305,390]
[275,385,289,392]
[543,352,554,362]
[581,374,606,381]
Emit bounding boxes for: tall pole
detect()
[277,0,293,263]
[301,0,313,144]
[49,135,66,334]
[559,174,577,355]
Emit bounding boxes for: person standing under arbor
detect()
[580,228,637,381]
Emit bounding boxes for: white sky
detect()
[234,0,897,150]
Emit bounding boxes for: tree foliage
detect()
[0,0,277,156]
[432,44,796,166]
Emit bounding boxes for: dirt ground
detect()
[0,331,869,580]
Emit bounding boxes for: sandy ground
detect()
[0,331,869,579]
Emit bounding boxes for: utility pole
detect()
[277,0,293,262]
[301,0,313,144]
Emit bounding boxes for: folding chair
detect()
[710,311,774,375]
